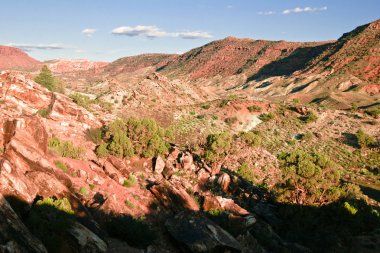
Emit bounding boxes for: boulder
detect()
[154,156,165,174]
[217,173,231,193]
[180,152,195,171]
[202,195,222,212]
[150,181,199,212]
[165,212,242,252]
[215,196,249,216]
[0,193,47,253]
[162,164,176,179]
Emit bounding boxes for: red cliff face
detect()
[0,46,41,70]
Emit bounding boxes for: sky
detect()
[0,0,379,62]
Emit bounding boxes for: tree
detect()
[35,65,55,91]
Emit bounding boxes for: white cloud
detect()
[257,11,275,15]
[227,5,233,9]
[283,6,327,15]
[82,28,96,37]
[175,31,212,39]
[7,43,66,52]
[112,25,212,39]
[112,25,168,38]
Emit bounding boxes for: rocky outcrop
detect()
[0,194,47,253]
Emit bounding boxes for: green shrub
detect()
[356,129,376,148]
[124,199,135,208]
[54,161,68,173]
[95,143,109,157]
[70,93,92,110]
[86,127,103,144]
[101,117,169,158]
[95,98,113,112]
[365,109,380,118]
[201,103,211,110]
[204,132,232,163]
[206,209,227,217]
[301,131,314,141]
[123,174,137,187]
[276,149,340,205]
[34,65,55,91]
[36,108,50,118]
[292,98,300,104]
[238,131,261,147]
[219,95,238,108]
[224,117,238,126]
[302,112,318,123]
[247,105,262,112]
[237,162,255,182]
[48,137,84,159]
[259,112,274,121]
[79,187,88,195]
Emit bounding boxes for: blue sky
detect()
[1,0,379,62]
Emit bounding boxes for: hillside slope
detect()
[306,18,380,83]
[157,37,331,80]
[0,46,41,70]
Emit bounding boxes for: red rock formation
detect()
[159,37,330,80]
[0,46,41,70]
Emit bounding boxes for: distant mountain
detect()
[0,46,41,70]
[46,59,108,74]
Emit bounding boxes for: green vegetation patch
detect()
[48,137,84,159]
[97,117,170,158]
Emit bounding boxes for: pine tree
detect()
[35,65,55,91]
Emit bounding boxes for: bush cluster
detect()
[301,112,318,123]
[356,129,376,148]
[238,131,261,147]
[247,105,262,112]
[70,93,93,110]
[48,137,84,159]
[237,162,255,183]
[275,149,344,205]
[96,117,170,158]
[204,131,232,163]
[219,95,238,108]
[259,112,274,121]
